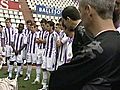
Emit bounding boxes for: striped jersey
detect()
[44,31,60,58]
[0,31,4,47]
[3,27,15,45]
[57,30,69,62]
[23,28,30,36]
[27,32,38,53]
[36,30,47,49]
[11,32,27,51]
[66,37,73,62]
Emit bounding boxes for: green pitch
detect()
[0,67,42,90]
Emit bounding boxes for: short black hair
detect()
[47,21,55,30]
[19,23,24,27]
[26,20,32,24]
[62,6,80,20]
[56,23,60,26]
[5,18,11,23]
[40,18,47,24]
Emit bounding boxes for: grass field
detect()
[0,67,42,90]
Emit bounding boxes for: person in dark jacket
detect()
[49,0,120,90]
[62,6,92,57]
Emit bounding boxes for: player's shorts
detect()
[10,53,23,64]
[5,45,13,57]
[41,52,56,71]
[26,53,37,64]
[36,49,45,64]
[56,59,65,69]
[22,48,27,60]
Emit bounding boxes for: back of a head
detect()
[40,18,47,24]
[62,6,80,20]
[79,0,115,19]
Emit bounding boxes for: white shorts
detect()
[5,45,13,57]
[27,53,37,64]
[36,49,44,64]
[56,60,65,69]
[10,53,23,63]
[22,48,27,60]
[41,53,56,71]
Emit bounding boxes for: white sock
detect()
[42,71,48,84]
[36,65,41,79]
[14,62,17,72]
[7,58,10,72]
[20,64,23,75]
[27,65,32,78]
[16,65,21,77]
[9,65,13,78]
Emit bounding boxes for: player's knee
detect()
[10,61,14,65]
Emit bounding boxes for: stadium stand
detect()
[0,0,79,27]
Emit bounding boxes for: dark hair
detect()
[5,18,11,23]
[47,21,55,30]
[31,23,36,28]
[40,18,47,24]
[26,20,32,24]
[56,23,60,26]
[62,6,80,20]
[19,23,24,27]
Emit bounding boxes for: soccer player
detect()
[8,23,27,80]
[3,18,16,73]
[32,22,47,84]
[39,21,60,90]
[0,25,5,69]
[55,23,69,69]
[22,20,32,64]
[24,23,38,81]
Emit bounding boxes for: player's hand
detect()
[56,40,62,47]
[35,39,39,43]
[15,50,18,56]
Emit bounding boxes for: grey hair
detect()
[79,0,116,19]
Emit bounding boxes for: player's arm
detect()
[36,38,46,44]
[18,44,27,53]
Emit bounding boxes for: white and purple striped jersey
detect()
[57,31,69,62]
[23,28,30,36]
[27,32,38,53]
[0,31,4,47]
[3,27,15,45]
[11,32,27,51]
[66,37,73,62]
[36,30,47,49]
[44,31,60,58]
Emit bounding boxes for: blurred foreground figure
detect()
[49,0,120,90]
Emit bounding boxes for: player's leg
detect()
[39,56,48,90]
[32,49,43,84]
[5,45,12,73]
[15,54,23,80]
[24,53,31,81]
[8,55,15,80]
